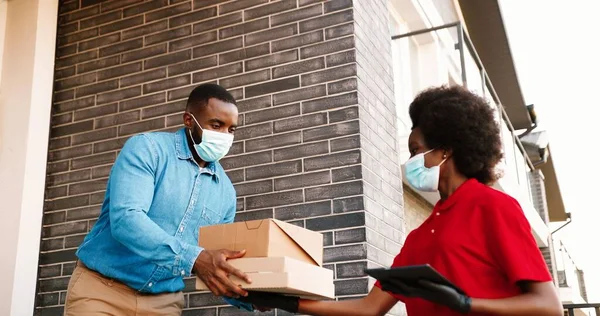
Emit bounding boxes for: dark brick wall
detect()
[38,0,404,315]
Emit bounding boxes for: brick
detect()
[219,44,270,66]
[68,179,107,195]
[57,44,78,59]
[142,100,187,119]
[274,201,331,221]
[235,209,274,222]
[303,120,359,142]
[273,57,325,79]
[42,221,88,238]
[63,261,77,275]
[325,0,352,13]
[54,90,75,103]
[119,118,165,136]
[99,38,144,57]
[272,4,323,27]
[245,24,297,46]
[219,0,269,14]
[122,44,167,64]
[246,77,300,98]
[302,64,356,86]
[272,30,323,53]
[236,198,244,212]
[38,275,71,292]
[306,180,363,201]
[145,2,191,22]
[246,103,300,125]
[220,18,269,40]
[81,0,103,7]
[123,20,168,40]
[326,50,355,68]
[77,56,120,74]
[74,103,118,121]
[234,180,273,197]
[47,169,91,187]
[40,238,64,251]
[55,66,76,79]
[302,92,357,113]
[192,62,242,83]
[325,22,354,40]
[192,37,243,59]
[244,0,296,20]
[335,227,366,244]
[98,64,143,82]
[47,161,70,174]
[46,185,68,199]
[49,137,71,150]
[80,11,122,30]
[274,141,329,161]
[54,73,97,91]
[59,6,99,25]
[75,79,119,98]
[100,16,144,35]
[145,25,191,45]
[299,0,322,6]
[66,205,102,222]
[192,0,220,9]
[328,78,357,95]
[324,244,367,262]
[275,170,330,191]
[220,151,272,169]
[56,50,98,68]
[300,10,353,33]
[167,85,195,101]
[71,152,116,170]
[331,134,360,152]
[169,7,217,28]
[101,0,144,12]
[93,137,129,153]
[48,145,93,162]
[237,95,271,112]
[124,0,169,17]
[246,50,298,73]
[246,190,303,209]
[166,113,185,127]
[182,308,217,316]
[145,50,191,69]
[121,68,167,87]
[273,85,327,106]
[329,106,358,123]
[90,191,106,204]
[43,211,66,225]
[58,28,98,47]
[59,1,80,15]
[225,168,244,183]
[335,278,369,296]
[39,265,61,278]
[92,165,113,179]
[72,127,118,145]
[230,88,243,100]
[65,234,86,248]
[305,150,361,171]
[333,195,364,213]
[51,113,73,126]
[144,75,190,94]
[246,160,302,180]
[51,120,94,138]
[193,12,243,34]
[300,36,354,59]
[170,31,218,52]
[332,165,361,182]
[246,132,302,153]
[274,112,327,133]
[219,69,269,89]
[188,293,226,308]
[110,93,153,112]
[307,212,364,231]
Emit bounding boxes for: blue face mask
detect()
[188,114,234,162]
[404,149,446,192]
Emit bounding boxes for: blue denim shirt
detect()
[76,128,236,294]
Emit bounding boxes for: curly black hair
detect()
[409,85,503,184]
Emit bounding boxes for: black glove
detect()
[236,291,300,313]
[380,279,471,314]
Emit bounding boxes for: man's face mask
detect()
[188,113,234,163]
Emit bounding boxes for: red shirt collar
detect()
[434,178,480,211]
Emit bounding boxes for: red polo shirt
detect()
[376,179,552,315]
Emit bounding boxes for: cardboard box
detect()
[195,257,335,299]
[199,219,323,266]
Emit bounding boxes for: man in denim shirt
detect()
[64,84,253,315]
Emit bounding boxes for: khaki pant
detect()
[64,262,184,316]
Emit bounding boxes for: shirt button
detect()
[181,270,185,276]
[179,227,184,232]
[431,229,435,233]
[148,282,153,287]
[436,212,440,216]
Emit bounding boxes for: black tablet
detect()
[365,264,465,295]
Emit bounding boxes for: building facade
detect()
[0,0,574,315]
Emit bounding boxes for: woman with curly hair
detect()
[235,86,563,316]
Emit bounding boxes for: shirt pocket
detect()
[200,205,222,226]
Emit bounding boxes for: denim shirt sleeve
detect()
[109,134,202,276]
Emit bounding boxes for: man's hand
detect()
[194,249,251,298]
[380,279,471,314]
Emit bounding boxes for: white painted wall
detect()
[0,0,59,314]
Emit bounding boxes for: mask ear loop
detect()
[438,153,448,166]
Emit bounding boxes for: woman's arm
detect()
[471,281,563,316]
[298,286,398,316]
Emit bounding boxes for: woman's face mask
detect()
[188,113,234,163]
[404,149,446,192]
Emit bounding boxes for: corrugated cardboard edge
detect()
[271,219,323,266]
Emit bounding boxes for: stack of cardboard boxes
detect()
[196,219,335,299]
